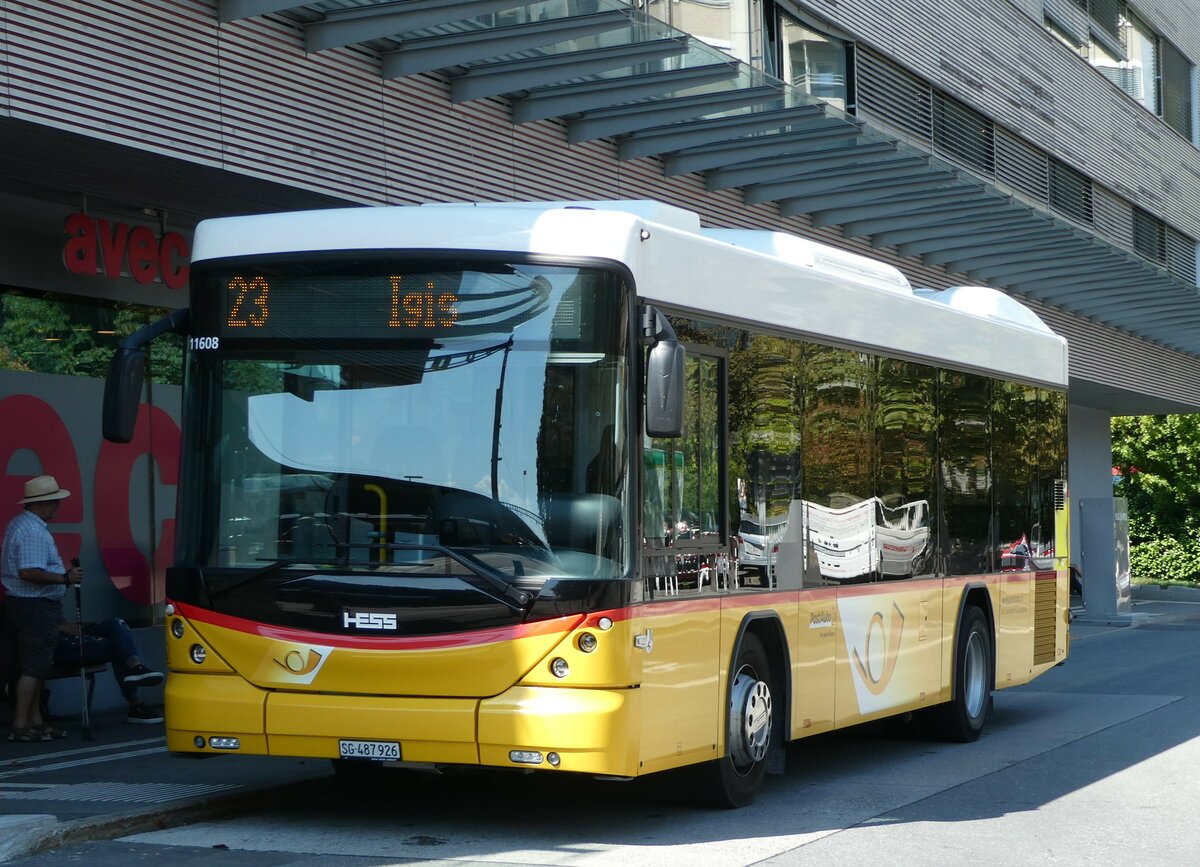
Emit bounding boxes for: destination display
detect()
[211,269,551,340]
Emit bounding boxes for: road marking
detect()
[0,737,164,769]
[0,746,167,779]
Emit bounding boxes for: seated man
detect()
[55,617,164,725]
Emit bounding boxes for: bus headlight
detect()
[190,644,207,664]
[550,657,570,678]
[171,619,185,639]
[577,632,598,653]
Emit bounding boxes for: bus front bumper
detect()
[165,674,640,777]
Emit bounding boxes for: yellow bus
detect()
[104,200,1070,807]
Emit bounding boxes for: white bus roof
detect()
[190,201,1068,388]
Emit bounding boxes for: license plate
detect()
[338,739,401,761]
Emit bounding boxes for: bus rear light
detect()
[509,750,544,765]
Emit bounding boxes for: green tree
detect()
[1111,414,1200,583]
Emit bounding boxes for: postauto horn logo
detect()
[271,645,332,684]
[839,598,906,713]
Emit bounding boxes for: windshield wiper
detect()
[366,541,533,610]
[207,555,349,597]
[208,545,533,612]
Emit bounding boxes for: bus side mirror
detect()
[643,306,685,438]
[101,308,190,444]
[103,348,146,443]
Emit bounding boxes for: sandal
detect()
[7,726,52,743]
[34,724,68,739]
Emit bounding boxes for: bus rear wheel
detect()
[704,633,774,808]
[934,604,992,743]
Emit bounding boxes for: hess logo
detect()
[851,602,905,696]
[344,611,398,630]
[275,648,323,676]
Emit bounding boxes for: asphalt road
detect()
[10,618,1200,866]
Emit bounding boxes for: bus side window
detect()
[643,347,724,595]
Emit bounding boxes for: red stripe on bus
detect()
[171,601,584,650]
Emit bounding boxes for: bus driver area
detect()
[104,200,1070,807]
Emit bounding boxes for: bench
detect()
[42,662,108,721]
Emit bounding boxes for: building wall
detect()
[793,0,1200,239]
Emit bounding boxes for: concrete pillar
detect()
[1068,403,1122,615]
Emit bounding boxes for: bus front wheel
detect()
[704,632,775,808]
[934,605,992,743]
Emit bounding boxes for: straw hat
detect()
[19,475,71,504]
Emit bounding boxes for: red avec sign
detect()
[62,212,189,291]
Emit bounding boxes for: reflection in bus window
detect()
[727,333,803,591]
[643,349,726,596]
[940,370,992,575]
[876,358,937,580]
[994,381,1038,572]
[184,265,631,584]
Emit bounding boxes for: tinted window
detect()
[875,358,937,579]
[803,346,875,583]
[993,381,1038,571]
[939,371,992,575]
[728,333,803,590]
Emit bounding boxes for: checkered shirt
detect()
[1,509,66,599]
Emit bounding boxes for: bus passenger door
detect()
[637,352,723,773]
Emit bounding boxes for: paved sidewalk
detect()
[4,583,1200,863]
[0,710,327,862]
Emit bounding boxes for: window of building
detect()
[777,15,852,111]
[1160,38,1194,141]
[1055,2,1194,141]
[0,290,182,384]
[760,4,854,111]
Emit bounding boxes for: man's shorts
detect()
[2,596,64,678]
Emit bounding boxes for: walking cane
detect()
[71,558,93,741]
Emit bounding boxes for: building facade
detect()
[2,0,1198,628]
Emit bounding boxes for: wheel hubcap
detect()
[963,631,987,720]
[729,668,772,770]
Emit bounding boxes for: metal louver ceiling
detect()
[218,0,1200,357]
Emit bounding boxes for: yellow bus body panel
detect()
[164,671,268,754]
[788,590,838,737]
[265,692,479,764]
[632,599,722,774]
[179,608,582,697]
[832,581,947,726]
[478,686,640,777]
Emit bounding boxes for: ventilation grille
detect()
[854,45,932,144]
[1043,0,1089,47]
[1033,576,1058,664]
[1054,479,1067,511]
[933,92,994,174]
[1049,159,1094,225]
[1166,226,1196,283]
[1092,186,1134,249]
[1133,208,1167,265]
[996,128,1049,203]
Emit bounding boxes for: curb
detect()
[0,777,325,863]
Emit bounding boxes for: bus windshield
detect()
[179,260,631,588]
